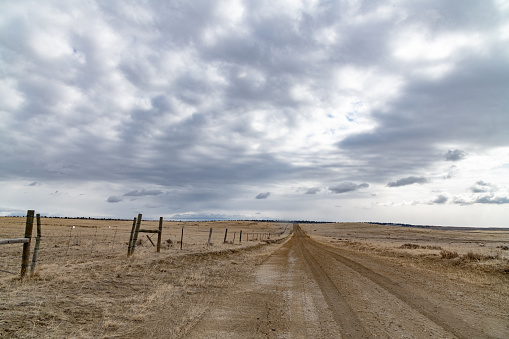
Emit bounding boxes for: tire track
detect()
[185,226,501,338]
[298,227,492,339]
[296,236,371,338]
[185,237,342,338]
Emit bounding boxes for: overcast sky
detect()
[1,0,509,226]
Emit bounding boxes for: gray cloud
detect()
[255,192,271,199]
[337,5,509,183]
[171,213,245,221]
[305,187,321,195]
[431,194,449,204]
[387,176,429,187]
[470,181,496,193]
[0,1,507,226]
[454,194,509,205]
[107,196,122,203]
[124,190,163,197]
[445,150,466,162]
[473,195,509,205]
[452,197,470,206]
[329,182,369,194]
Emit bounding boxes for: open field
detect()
[0,217,290,338]
[1,218,509,338]
[302,222,509,279]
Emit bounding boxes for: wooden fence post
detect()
[233,232,236,243]
[180,227,184,250]
[30,213,42,275]
[111,226,117,251]
[20,210,34,279]
[127,217,136,257]
[239,230,242,243]
[223,229,228,243]
[146,235,155,246]
[90,226,98,254]
[130,214,142,256]
[157,217,163,253]
[207,228,212,247]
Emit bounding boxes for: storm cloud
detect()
[1,0,508,226]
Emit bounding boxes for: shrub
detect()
[461,251,500,261]
[440,250,459,259]
[400,244,442,250]
[463,251,483,261]
[400,243,420,249]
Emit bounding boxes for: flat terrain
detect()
[1,218,508,338]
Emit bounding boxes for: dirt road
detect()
[186,226,508,338]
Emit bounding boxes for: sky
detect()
[1,0,509,226]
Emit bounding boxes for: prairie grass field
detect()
[302,222,509,291]
[1,217,508,338]
[0,217,290,338]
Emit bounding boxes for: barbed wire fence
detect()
[1,210,292,279]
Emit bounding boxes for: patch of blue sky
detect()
[345,112,355,122]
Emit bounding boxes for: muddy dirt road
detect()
[186,226,508,338]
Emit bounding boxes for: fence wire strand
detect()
[1,217,291,276]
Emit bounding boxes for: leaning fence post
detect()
[30,213,42,275]
[207,228,212,247]
[157,217,163,253]
[21,210,35,279]
[131,214,142,256]
[223,229,228,243]
[127,217,136,257]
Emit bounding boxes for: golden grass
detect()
[301,223,509,294]
[0,217,291,338]
[440,249,459,259]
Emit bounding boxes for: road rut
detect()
[185,226,507,338]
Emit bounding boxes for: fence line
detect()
[0,210,35,279]
[1,213,293,277]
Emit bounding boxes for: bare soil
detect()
[1,218,508,338]
[186,224,509,338]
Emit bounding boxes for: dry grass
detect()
[401,243,442,250]
[440,249,459,259]
[0,217,291,338]
[463,251,498,261]
[302,223,509,294]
